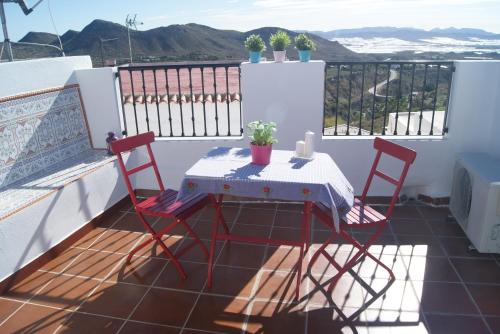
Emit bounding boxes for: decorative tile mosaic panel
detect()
[0,85,92,188]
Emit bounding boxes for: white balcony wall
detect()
[126,60,500,199]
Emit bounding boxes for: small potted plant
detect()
[269,30,291,62]
[244,34,266,63]
[294,33,316,62]
[247,120,277,165]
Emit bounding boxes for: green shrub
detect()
[244,34,266,52]
[269,30,291,51]
[294,34,316,51]
[247,120,277,146]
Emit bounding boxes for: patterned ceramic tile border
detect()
[0,85,93,188]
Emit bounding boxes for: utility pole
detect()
[125,14,142,64]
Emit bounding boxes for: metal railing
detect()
[323,61,454,136]
[117,61,242,138]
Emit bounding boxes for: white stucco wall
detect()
[0,57,128,282]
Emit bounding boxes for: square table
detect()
[177,147,354,298]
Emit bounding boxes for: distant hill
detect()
[6,19,364,64]
[308,26,500,41]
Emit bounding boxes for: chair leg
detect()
[134,212,187,279]
[180,219,209,259]
[126,237,155,264]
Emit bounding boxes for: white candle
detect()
[295,140,305,157]
[304,131,315,157]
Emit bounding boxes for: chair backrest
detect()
[111,132,164,206]
[360,137,417,219]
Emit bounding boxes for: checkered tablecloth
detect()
[177,147,354,231]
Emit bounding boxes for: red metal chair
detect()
[111,131,210,279]
[309,137,417,292]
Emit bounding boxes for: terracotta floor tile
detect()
[64,250,124,279]
[231,223,272,239]
[263,246,302,272]
[0,303,68,334]
[242,202,278,210]
[425,314,490,334]
[306,275,368,309]
[439,237,492,258]
[410,257,460,282]
[58,312,124,333]
[197,205,240,223]
[131,288,197,326]
[154,261,207,292]
[0,298,23,323]
[40,248,83,273]
[417,206,451,220]
[133,235,184,259]
[3,271,57,302]
[71,227,107,249]
[107,256,168,286]
[306,307,361,334]
[246,300,306,334]
[397,235,446,257]
[421,282,477,314]
[451,258,500,283]
[190,220,218,239]
[427,219,465,237]
[236,208,275,225]
[270,227,303,242]
[110,212,159,233]
[389,206,422,219]
[216,242,267,269]
[274,211,303,229]
[253,270,305,302]
[97,210,129,228]
[88,229,144,253]
[120,321,180,334]
[485,316,500,333]
[181,241,223,264]
[353,253,406,281]
[185,294,249,334]
[467,283,500,316]
[205,266,257,297]
[366,279,421,313]
[78,282,148,318]
[390,219,433,236]
[32,275,99,310]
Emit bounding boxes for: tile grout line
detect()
[179,202,245,334]
[240,203,281,334]
[0,210,132,330]
[114,213,200,334]
[51,214,162,334]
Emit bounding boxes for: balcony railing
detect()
[117,61,242,138]
[323,61,454,136]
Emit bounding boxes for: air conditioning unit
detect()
[450,153,500,253]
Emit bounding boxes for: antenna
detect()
[0,0,46,62]
[125,13,142,64]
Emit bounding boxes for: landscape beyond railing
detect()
[323,61,454,136]
[117,61,242,138]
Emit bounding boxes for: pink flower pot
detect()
[250,143,272,165]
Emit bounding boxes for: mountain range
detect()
[5,19,363,64]
[307,27,500,41]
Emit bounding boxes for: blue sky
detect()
[4,0,500,41]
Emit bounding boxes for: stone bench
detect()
[0,85,116,220]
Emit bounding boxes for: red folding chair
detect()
[309,137,416,292]
[111,131,210,279]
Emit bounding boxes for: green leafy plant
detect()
[269,30,291,51]
[244,34,266,52]
[247,121,278,146]
[294,33,316,51]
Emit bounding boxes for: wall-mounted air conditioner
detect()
[450,153,500,253]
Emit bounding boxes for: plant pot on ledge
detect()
[247,120,278,166]
[245,34,266,64]
[270,31,291,63]
[294,33,316,63]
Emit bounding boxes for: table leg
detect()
[296,201,312,299]
[207,194,222,288]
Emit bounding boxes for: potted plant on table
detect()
[247,120,277,165]
[244,34,266,63]
[269,30,291,62]
[294,33,316,62]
